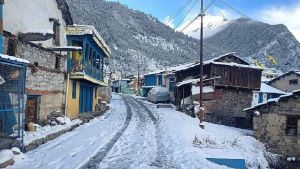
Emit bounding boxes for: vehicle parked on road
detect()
[147,86,170,103]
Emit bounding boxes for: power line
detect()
[203,0,216,12]
[212,1,227,21]
[164,0,195,25]
[175,0,199,30]
[179,14,201,32]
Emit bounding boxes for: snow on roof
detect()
[204,60,263,70]
[258,83,287,94]
[192,85,214,95]
[48,46,82,51]
[22,29,54,35]
[176,78,199,87]
[261,76,270,82]
[244,89,300,111]
[0,53,29,64]
[144,62,199,76]
[67,25,111,57]
[145,53,262,76]
[268,70,300,83]
[176,76,220,87]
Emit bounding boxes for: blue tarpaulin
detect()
[0,91,17,135]
[207,158,246,169]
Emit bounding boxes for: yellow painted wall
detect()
[93,87,99,111]
[67,80,80,119]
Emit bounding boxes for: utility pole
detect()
[199,0,205,129]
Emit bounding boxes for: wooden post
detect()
[199,0,205,129]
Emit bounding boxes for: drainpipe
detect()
[0,0,4,53]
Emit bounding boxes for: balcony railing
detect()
[67,57,103,81]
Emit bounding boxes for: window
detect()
[55,56,60,70]
[7,38,17,56]
[72,81,76,99]
[286,117,298,136]
[289,79,298,85]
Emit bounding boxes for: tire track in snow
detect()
[80,95,133,169]
[99,95,157,169]
[134,98,175,168]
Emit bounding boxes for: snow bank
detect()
[0,150,14,164]
[23,118,82,146]
[0,53,29,64]
[144,101,276,169]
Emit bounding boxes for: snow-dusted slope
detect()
[66,0,300,74]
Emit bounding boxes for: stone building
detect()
[267,70,300,92]
[2,0,73,124]
[244,90,300,158]
[174,53,263,129]
[3,31,67,124]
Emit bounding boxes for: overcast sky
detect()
[108,0,300,41]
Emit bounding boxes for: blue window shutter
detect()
[72,81,76,99]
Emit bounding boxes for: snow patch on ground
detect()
[143,100,277,169]
[23,118,82,146]
[8,94,127,169]
[0,150,14,164]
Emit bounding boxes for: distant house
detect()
[142,72,164,97]
[143,63,197,98]
[66,25,111,119]
[244,90,300,158]
[251,83,286,106]
[262,68,282,80]
[111,79,132,94]
[267,70,300,92]
[174,53,263,129]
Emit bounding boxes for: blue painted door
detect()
[79,82,94,113]
[258,93,264,104]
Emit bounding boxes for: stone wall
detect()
[202,88,253,129]
[253,96,300,157]
[3,35,66,123]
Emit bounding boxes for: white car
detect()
[147,86,170,103]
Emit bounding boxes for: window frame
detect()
[72,81,77,99]
[289,79,299,85]
[286,117,299,136]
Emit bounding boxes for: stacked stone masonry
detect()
[3,35,66,123]
[253,96,300,157]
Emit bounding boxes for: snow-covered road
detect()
[8,94,273,169]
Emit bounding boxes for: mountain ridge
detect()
[66,0,300,75]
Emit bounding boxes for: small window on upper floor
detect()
[286,117,298,136]
[289,79,298,85]
[7,38,17,56]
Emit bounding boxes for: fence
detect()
[0,57,26,146]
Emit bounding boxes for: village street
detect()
[6,94,270,169]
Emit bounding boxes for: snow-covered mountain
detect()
[66,0,300,75]
[179,15,229,39]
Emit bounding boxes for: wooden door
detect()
[26,97,37,123]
